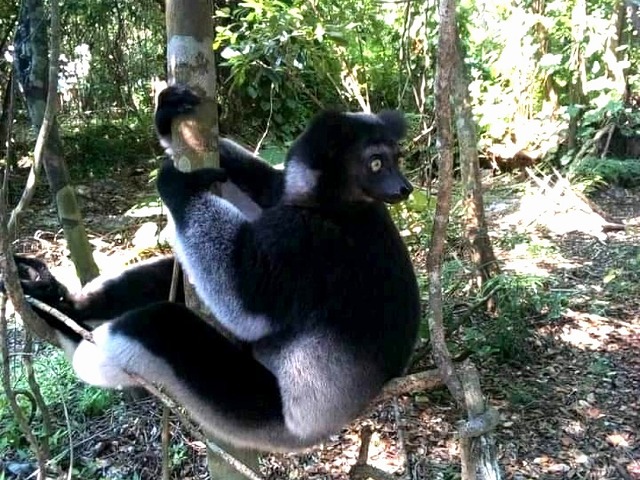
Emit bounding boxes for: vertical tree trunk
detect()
[13,0,98,285]
[532,0,559,115]
[166,0,219,171]
[605,0,627,98]
[430,0,464,407]
[433,1,503,478]
[164,1,260,478]
[0,78,16,167]
[567,0,587,152]
[452,36,499,290]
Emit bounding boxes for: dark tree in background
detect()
[13,0,98,284]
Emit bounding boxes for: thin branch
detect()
[161,404,171,480]
[163,256,181,479]
[377,369,443,402]
[254,84,275,154]
[599,124,616,159]
[23,330,53,454]
[0,295,48,480]
[168,258,181,303]
[3,72,16,171]
[25,296,93,343]
[1,179,59,346]
[60,391,74,480]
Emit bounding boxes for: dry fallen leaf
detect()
[606,433,630,447]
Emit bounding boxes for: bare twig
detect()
[599,124,616,159]
[161,404,171,480]
[3,72,15,171]
[254,84,275,154]
[168,259,181,303]
[25,296,93,343]
[163,257,181,479]
[60,392,73,480]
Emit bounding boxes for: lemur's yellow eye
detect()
[370,158,383,172]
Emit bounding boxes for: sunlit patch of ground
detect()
[478,177,640,480]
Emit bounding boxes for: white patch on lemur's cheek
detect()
[284,159,319,200]
[160,137,174,156]
[72,325,133,388]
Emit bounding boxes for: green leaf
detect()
[406,190,429,213]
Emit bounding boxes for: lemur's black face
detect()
[357,144,413,204]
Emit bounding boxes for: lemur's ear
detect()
[377,110,407,140]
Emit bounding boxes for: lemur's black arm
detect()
[155,85,284,210]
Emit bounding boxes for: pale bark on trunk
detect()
[164,1,260,478]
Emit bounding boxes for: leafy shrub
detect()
[570,156,640,189]
[464,273,565,363]
[62,120,158,177]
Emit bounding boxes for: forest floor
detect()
[3,161,640,480]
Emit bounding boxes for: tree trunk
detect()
[430,0,464,407]
[452,36,499,290]
[13,0,98,285]
[166,0,219,171]
[567,0,587,152]
[164,1,260,478]
[531,0,559,116]
[433,1,503,478]
[605,0,627,98]
[0,77,16,167]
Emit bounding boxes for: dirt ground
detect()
[4,164,640,480]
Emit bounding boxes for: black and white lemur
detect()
[9,86,420,452]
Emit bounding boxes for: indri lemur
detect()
[9,86,420,451]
